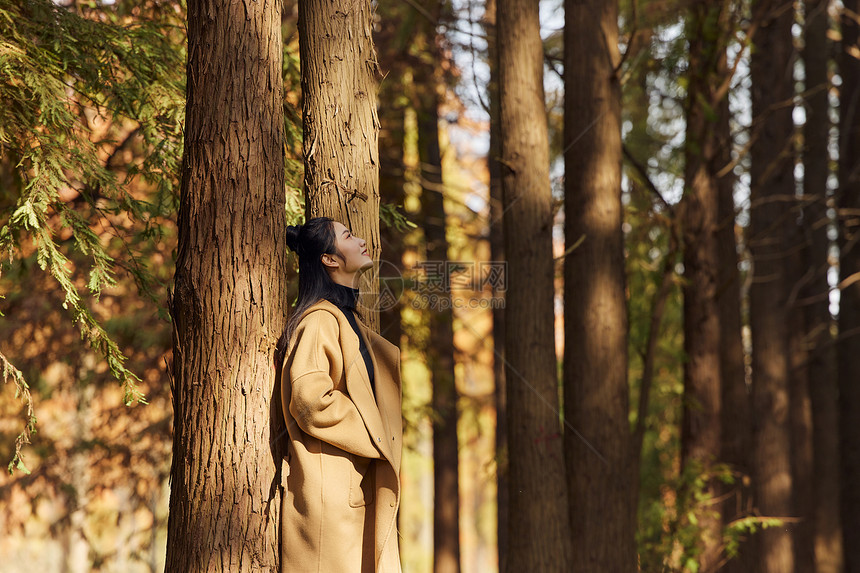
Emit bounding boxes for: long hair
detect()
[275,216,363,368]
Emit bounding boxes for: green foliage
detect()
[638,460,724,572]
[0,350,34,474]
[639,457,780,571]
[380,201,417,232]
[0,0,185,472]
[723,515,784,560]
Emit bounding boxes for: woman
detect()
[277,217,403,573]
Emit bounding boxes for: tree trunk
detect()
[376,12,408,550]
[497,0,572,569]
[787,213,816,573]
[786,50,814,567]
[166,0,286,570]
[785,9,824,565]
[749,1,796,571]
[482,0,508,568]
[802,2,843,571]
[411,12,462,571]
[375,0,408,335]
[718,78,754,573]
[838,1,860,570]
[299,0,381,328]
[377,44,407,348]
[678,3,733,569]
[563,0,635,570]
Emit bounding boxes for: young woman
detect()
[277,217,403,573]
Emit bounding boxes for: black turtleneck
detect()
[324,283,375,392]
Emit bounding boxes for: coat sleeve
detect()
[285,310,382,459]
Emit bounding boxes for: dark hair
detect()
[276,216,355,367]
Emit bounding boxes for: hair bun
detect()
[285,224,302,253]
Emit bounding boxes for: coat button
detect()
[390,501,396,507]
[377,437,382,442]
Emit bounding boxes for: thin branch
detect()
[622,143,673,212]
[1,350,35,475]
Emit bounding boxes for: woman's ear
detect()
[321,253,339,270]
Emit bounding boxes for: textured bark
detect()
[299,0,381,328]
[411,12,462,571]
[497,0,572,569]
[838,1,860,570]
[166,0,286,571]
[482,0,508,568]
[749,1,796,571]
[678,4,732,569]
[718,87,755,573]
[802,2,843,571]
[563,0,634,570]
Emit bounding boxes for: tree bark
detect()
[411,9,462,571]
[802,2,843,571]
[563,0,635,570]
[749,1,796,571]
[299,0,382,327]
[482,0,508,568]
[497,0,572,569]
[838,1,860,570]
[678,3,733,569]
[166,0,286,570]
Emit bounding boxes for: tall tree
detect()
[677,2,736,569]
[377,11,408,347]
[166,0,286,570]
[497,0,572,569]
[749,0,796,570]
[409,3,462,571]
[787,180,817,573]
[299,0,382,325]
[563,0,635,570]
[785,8,821,566]
[802,1,843,571]
[787,9,815,564]
[481,0,508,567]
[838,0,860,570]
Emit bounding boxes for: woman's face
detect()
[328,221,373,275]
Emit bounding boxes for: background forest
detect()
[0,0,857,572]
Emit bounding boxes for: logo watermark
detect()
[357,260,507,313]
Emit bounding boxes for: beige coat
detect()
[280,299,403,573]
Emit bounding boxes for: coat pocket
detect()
[348,453,374,508]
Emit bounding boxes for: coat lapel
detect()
[359,323,403,472]
[313,300,395,464]
[305,299,402,469]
